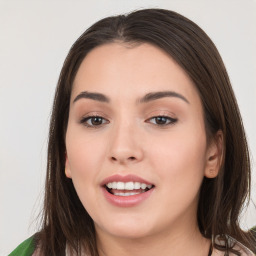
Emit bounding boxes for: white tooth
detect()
[134,182,140,189]
[125,181,134,190]
[114,191,142,196]
[141,183,147,189]
[107,181,152,191]
[114,192,123,196]
[130,192,139,196]
[112,182,117,189]
[107,182,112,189]
[117,182,125,190]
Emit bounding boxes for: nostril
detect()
[110,156,136,161]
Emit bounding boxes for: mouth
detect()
[101,175,155,206]
[104,181,154,197]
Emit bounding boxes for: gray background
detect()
[0,0,255,255]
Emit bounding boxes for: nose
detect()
[108,120,144,165]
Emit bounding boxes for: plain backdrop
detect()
[0,0,255,255]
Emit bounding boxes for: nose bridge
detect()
[108,115,143,164]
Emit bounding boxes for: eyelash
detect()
[80,115,177,128]
[146,115,178,126]
[80,115,109,128]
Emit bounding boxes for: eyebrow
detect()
[138,91,190,104]
[73,91,110,103]
[73,90,189,104]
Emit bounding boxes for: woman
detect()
[10,8,255,256]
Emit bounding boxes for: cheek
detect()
[65,133,106,215]
[66,128,105,171]
[65,127,108,202]
[149,127,207,186]
[148,133,207,221]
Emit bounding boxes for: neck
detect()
[96,224,211,256]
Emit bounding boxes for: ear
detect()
[204,130,224,178]
[65,154,72,179]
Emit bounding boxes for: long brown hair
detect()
[38,8,253,255]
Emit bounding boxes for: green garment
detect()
[9,236,35,256]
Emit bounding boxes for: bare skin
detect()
[96,223,211,256]
[65,42,223,256]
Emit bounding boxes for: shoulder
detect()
[9,235,36,256]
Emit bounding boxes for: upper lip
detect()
[100,174,154,186]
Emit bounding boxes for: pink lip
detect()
[100,174,155,207]
[100,174,153,186]
[102,186,154,207]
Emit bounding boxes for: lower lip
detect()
[102,187,154,207]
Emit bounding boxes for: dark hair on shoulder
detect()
[37,8,253,255]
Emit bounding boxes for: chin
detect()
[108,227,152,240]
[96,217,155,240]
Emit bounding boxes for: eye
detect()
[147,116,177,126]
[80,116,109,128]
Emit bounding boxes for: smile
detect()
[101,174,155,206]
[105,181,153,196]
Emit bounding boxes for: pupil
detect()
[92,117,102,125]
[156,117,167,124]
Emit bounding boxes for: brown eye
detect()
[155,116,169,125]
[91,116,103,125]
[147,116,177,126]
[80,116,109,127]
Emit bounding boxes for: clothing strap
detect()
[208,243,213,256]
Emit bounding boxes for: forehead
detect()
[72,42,201,106]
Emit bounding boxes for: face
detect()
[65,43,218,240]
